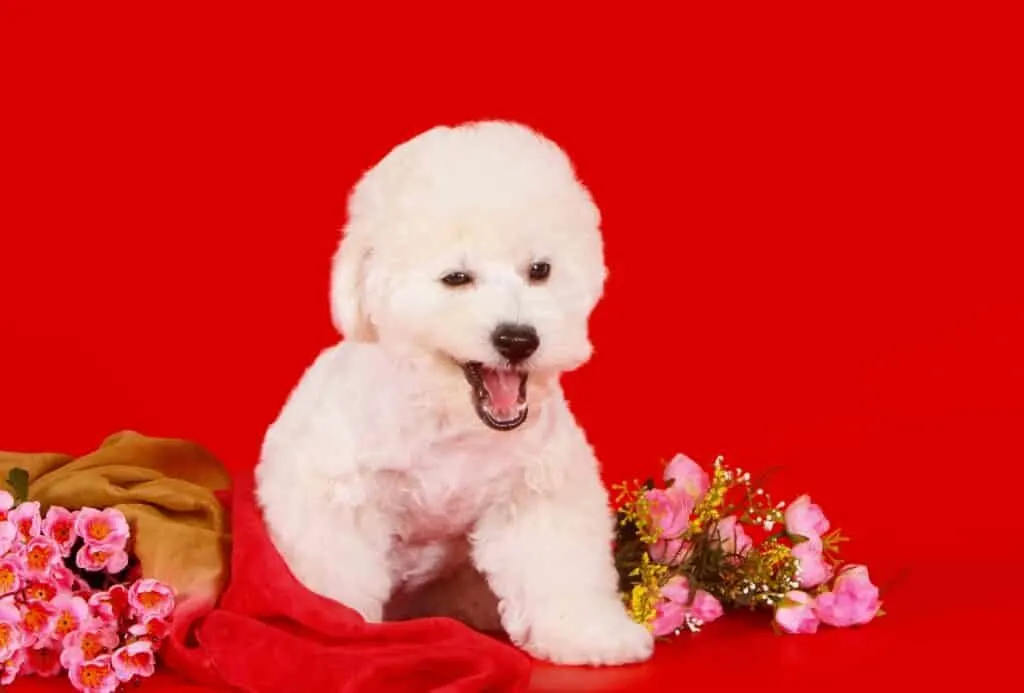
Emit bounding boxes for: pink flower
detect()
[128,579,175,621]
[1,649,23,685]
[50,564,77,592]
[663,453,710,501]
[128,616,170,645]
[43,506,78,557]
[651,576,690,637]
[815,565,881,627]
[23,579,60,603]
[792,536,833,588]
[659,575,691,604]
[10,501,41,543]
[75,508,129,551]
[22,646,62,678]
[19,598,57,647]
[75,544,130,574]
[0,491,13,518]
[645,488,693,540]
[714,516,753,555]
[648,537,691,566]
[0,601,24,661]
[646,481,697,565]
[0,521,15,555]
[61,627,119,669]
[651,576,723,637]
[89,585,130,626]
[0,557,22,596]
[785,494,830,540]
[20,536,62,578]
[112,640,156,681]
[50,593,90,642]
[689,589,724,623]
[774,590,820,634]
[68,654,118,693]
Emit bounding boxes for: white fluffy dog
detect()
[255,120,654,666]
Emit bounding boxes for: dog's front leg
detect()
[470,463,654,666]
[302,508,395,623]
[260,475,396,623]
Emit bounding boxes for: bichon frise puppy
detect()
[255,120,654,666]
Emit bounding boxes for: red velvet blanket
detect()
[166,473,532,692]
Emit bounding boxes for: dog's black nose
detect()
[491,323,539,363]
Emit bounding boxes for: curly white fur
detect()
[255,120,654,666]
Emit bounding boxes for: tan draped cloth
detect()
[0,430,231,609]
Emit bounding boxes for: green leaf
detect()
[6,467,29,504]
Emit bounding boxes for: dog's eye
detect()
[528,261,551,282]
[441,271,474,287]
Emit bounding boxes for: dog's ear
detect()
[329,227,378,342]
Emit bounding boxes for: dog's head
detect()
[330,121,607,432]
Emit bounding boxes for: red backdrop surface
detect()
[1,2,1021,691]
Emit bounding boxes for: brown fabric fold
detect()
[0,430,232,613]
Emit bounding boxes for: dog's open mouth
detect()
[460,362,528,431]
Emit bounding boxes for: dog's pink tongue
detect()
[482,369,521,411]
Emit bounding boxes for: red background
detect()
[1,2,1021,690]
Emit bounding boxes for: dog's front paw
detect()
[521,606,654,666]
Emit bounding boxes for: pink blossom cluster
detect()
[646,453,754,568]
[645,454,732,635]
[642,454,881,637]
[0,490,175,692]
[774,494,881,634]
[774,564,881,634]
[651,576,723,637]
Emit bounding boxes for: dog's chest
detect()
[382,433,525,543]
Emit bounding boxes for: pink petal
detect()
[645,488,692,538]
[813,591,854,626]
[70,655,117,693]
[784,495,830,539]
[0,556,20,595]
[42,507,78,555]
[50,565,76,591]
[0,622,24,661]
[659,576,691,604]
[663,454,710,501]
[128,579,176,620]
[105,549,130,574]
[828,565,880,624]
[1,649,23,685]
[75,508,129,550]
[649,538,690,566]
[775,591,820,634]
[689,590,724,623]
[651,600,687,637]
[23,647,62,678]
[112,640,156,681]
[0,522,15,555]
[792,540,833,588]
[0,601,22,626]
[10,502,41,541]
[715,516,753,555]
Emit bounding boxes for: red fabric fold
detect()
[166,472,533,693]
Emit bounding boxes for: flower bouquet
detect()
[0,469,174,691]
[613,454,884,637]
